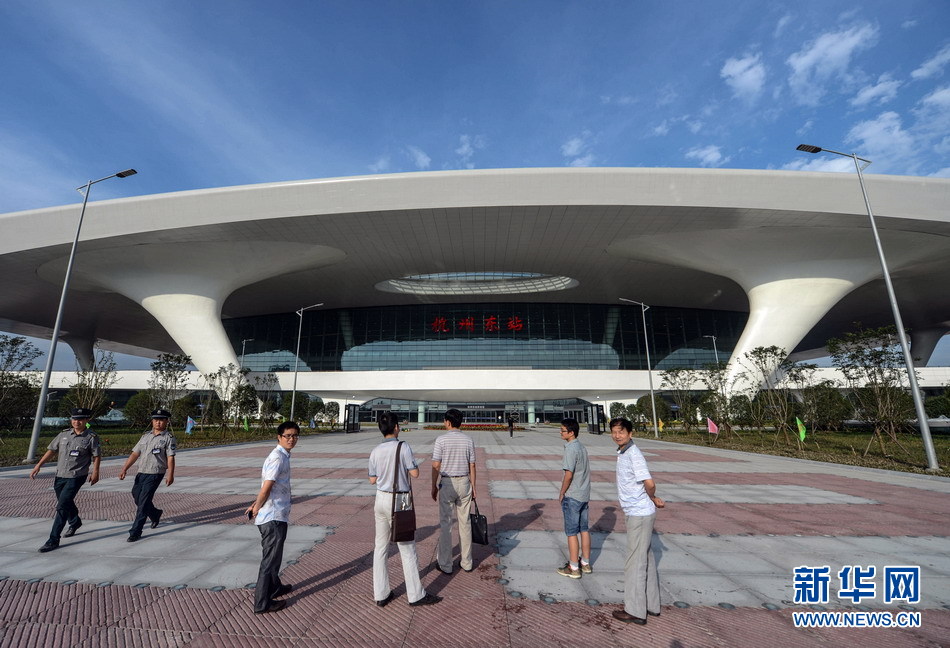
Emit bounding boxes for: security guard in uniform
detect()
[119,408,176,541]
[30,407,101,553]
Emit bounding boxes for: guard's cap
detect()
[150,408,171,419]
[70,407,93,419]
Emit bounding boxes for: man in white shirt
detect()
[610,417,665,626]
[368,411,441,607]
[245,421,298,614]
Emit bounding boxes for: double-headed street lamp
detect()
[703,334,720,365]
[289,302,324,422]
[796,144,939,471]
[240,338,255,368]
[26,169,138,463]
[620,298,659,439]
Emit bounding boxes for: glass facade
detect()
[225,303,745,372]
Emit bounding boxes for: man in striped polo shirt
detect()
[430,408,477,574]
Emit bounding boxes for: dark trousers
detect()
[129,472,163,537]
[49,476,84,543]
[255,521,288,612]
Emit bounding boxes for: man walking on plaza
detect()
[368,412,441,607]
[119,408,176,542]
[245,421,299,614]
[431,408,476,574]
[555,418,592,579]
[610,418,665,625]
[30,407,101,553]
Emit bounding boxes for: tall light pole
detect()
[26,169,138,463]
[240,338,254,368]
[290,302,323,422]
[620,298,659,438]
[796,144,939,471]
[703,334,720,365]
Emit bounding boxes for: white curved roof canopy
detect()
[2,167,948,386]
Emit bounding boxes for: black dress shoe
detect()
[274,583,293,597]
[150,510,162,529]
[375,591,395,607]
[647,611,661,617]
[434,565,452,575]
[409,593,442,607]
[254,600,286,614]
[38,541,59,553]
[64,522,82,538]
[127,535,141,543]
[612,609,647,625]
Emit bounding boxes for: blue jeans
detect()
[561,497,589,536]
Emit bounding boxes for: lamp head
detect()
[796,144,822,154]
[116,169,137,178]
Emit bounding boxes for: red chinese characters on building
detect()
[458,317,475,332]
[484,316,499,332]
[430,316,449,333]
[506,316,524,331]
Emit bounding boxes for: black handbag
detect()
[469,498,489,545]
[390,441,416,543]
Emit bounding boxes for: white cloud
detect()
[901,20,918,30]
[601,95,637,106]
[652,121,670,136]
[782,156,853,173]
[685,145,729,168]
[845,111,915,170]
[911,44,950,80]
[368,156,390,173]
[687,120,703,134]
[561,137,585,157]
[786,23,879,106]
[929,166,950,177]
[405,146,431,170]
[455,134,486,169]
[911,86,950,146]
[569,154,595,167]
[850,74,901,107]
[721,53,767,102]
[774,14,793,38]
[796,119,814,136]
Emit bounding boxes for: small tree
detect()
[925,388,950,418]
[254,373,281,427]
[636,395,672,431]
[199,363,250,433]
[828,325,916,457]
[123,391,153,429]
[324,401,340,428]
[147,353,193,409]
[609,402,627,419]
[0,335,42,430]
[660,367,701,433]
[699,362,741,438]
[736,346,796,444]
[64,347,118,419]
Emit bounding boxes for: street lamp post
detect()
[240,338,254,368]
[796,144,939,471]
[26,169,138,463]
[289,302,323,422]
[620,298,659,438]
[703,334,720,365]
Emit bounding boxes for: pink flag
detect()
[707,417,719,435]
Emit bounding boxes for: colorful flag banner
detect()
[243,417,250,432]
[796,417,806,442]
[658,419,665,431]
[185,416,196,435]
[707,417,719,435]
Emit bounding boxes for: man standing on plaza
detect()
[119,408,176,542]
[30,407,101,553]
[610,417,665,625]
[245,421,298,614]
[368,412,441,607]
[555,418,592,579]
[431,408,476,574]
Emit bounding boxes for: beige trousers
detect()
[437,475,473,572]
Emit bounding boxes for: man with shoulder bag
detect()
[368,412,441,607]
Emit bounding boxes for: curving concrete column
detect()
[909,326,950,367]
[37,241,345,378]
[607,226,948,393]
[61,334,95,371]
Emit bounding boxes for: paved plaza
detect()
[0,426,947,647]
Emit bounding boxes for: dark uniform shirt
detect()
[132,430,177,474]
[47,428,100,478]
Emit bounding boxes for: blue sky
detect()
[2,1,949,368]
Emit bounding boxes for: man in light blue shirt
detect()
[246,421,298,614]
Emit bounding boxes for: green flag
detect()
[796,417,806,441]
[243,417,250,432]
